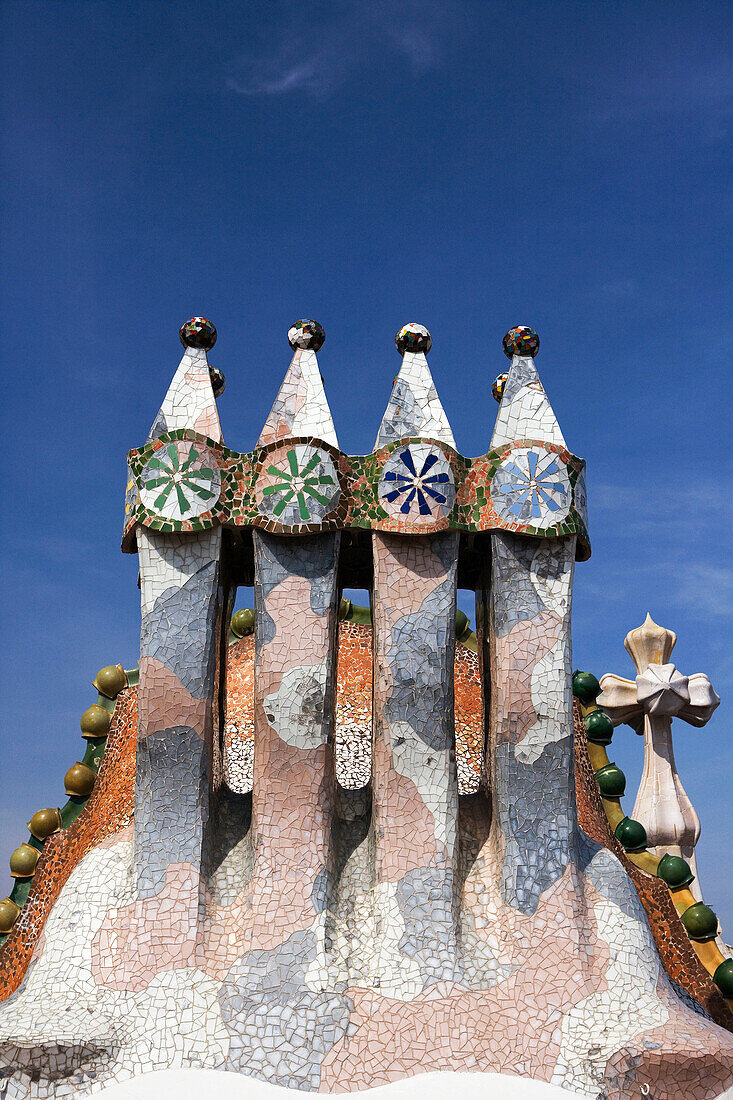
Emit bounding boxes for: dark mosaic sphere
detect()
[492,372,509,403]
[209,365,226,398]
[179,316,218,351]
[288,319,325,352]
[502,325,540,359]
[395,323,432,356]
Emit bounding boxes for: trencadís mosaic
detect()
[123,431,589,555]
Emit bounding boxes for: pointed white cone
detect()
[147,345,223,444]
[490,354,566,450]
[376,350,455,449]
[258,347,338,449]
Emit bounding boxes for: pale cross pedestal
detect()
[597,614,720,900]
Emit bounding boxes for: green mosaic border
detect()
[123,430,590,559]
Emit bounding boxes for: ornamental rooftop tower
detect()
[0,318,731,1099]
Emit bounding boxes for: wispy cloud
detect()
[586,557,733,619]
[600,278,636,298]
[226,0,451,98]
[593,481,727,530]
[588,480,733,617]
[589,52,732,144]
[675,563,733,618]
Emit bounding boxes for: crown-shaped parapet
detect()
[5,315,732,1100]
[122,321,589,557]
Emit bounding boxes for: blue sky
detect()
[1,1,731,924]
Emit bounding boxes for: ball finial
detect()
[288,319,325,352]
[395,323,431,356]
[180,317,217,351]
[492,372,509,403]
[208,365,226,398]
[502,325,539,359]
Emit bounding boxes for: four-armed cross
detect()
[598,613,720,896]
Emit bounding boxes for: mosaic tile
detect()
[147,341,222,445]
[255,442,341,525]
[491,446,571,525]
[376,327,454,449]
[491,352,566,451]
[370,531,460,989]
[258,324,337,448]
[139,438,221,521]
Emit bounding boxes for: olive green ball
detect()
[231,609,255,637]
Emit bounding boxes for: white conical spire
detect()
[491,326,565,450]
[147,317,223,444]
[376,323,455,449]
[257,319,337,448]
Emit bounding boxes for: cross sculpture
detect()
[597,613,720,899]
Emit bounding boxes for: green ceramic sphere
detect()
[681,902,719,943]
[584,709,614,745]
[64,762,96,798]
[572,670,601,704]
[338,597,352,621]
[230,609,255,637]
[9,843,40,879]
[92,665,127,698]
[26,807,61,840]
[455,610,471,642]
[80,704,111,738]
[714,959,733,999]
[0,897,20,934]
[657,853,695,889]
[595,762,626,798]
[614,816,648,853]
